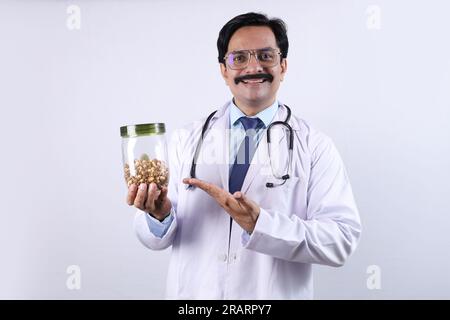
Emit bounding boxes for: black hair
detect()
[217,12,289,65]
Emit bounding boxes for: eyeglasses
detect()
[223,48,282,70]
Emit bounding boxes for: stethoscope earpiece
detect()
[266,174,290,188]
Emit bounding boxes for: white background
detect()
[0,0,449,299]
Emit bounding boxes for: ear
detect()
[220,63,230,86]
[280,58,288,82]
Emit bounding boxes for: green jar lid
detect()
[120,123,166,137]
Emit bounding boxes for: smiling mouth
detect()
[234,74,273,85]
[241,79,269,84]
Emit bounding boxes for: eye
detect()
[233,53,247,63]
[258,51,275,61]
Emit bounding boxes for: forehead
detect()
[227,26,277,52]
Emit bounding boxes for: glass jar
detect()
[120,123,169,189]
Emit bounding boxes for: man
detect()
[127,12,361,299]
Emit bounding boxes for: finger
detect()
[233,191,254,211]
[183,177,231,208]
[127,184,138,206]
[134,183,148,210]
[158,186,168,201]
[183,178,223,199]
[154,186,168,208]
[145,183,161,211]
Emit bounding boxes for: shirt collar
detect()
[229,99,279,128]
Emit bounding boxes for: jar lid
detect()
[120,123,165,137]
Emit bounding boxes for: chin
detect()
[242,99,270,108]
[242,94,270,103]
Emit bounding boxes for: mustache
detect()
[234,73,273,85]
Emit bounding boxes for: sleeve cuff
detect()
[241,230,251,246]
[241,208,270,249]
[145,209,174,238]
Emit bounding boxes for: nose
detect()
[244,53,263,73]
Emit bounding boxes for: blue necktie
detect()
[229,117,264,194]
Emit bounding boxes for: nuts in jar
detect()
[124,153,169,189]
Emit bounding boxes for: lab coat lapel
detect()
[204,103,230,191]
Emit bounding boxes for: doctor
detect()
[127,12,361,299]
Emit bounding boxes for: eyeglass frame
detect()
[223,47,282,70]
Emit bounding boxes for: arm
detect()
[243,135,361,266]
[134,208,177,250]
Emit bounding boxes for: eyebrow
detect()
[230,47,275,53]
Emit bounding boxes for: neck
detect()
[233,97,276,116]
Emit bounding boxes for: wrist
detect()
[148,210,171,222]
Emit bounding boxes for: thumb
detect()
[233,191,241,199]
[233,191,252,209]
[233,191,244,200]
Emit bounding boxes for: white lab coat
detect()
[134,102,361,299]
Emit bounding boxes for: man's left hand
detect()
[182,178,260,234]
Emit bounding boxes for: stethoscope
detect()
[188,104,294,189]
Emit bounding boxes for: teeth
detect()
[243,79,265,83]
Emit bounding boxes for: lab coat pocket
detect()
[250,172,301,216]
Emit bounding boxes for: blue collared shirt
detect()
[146,100,279,238]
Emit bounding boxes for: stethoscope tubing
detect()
[188,104,293,189]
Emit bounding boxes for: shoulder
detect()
[289,113,344,170]
[176,102,229,137]
[290,114,335,153]
[168,120,203,149]
[168,107,224,153]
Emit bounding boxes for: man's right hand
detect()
[127,183,172,221]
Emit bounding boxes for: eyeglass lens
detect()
[226,49,279,69]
